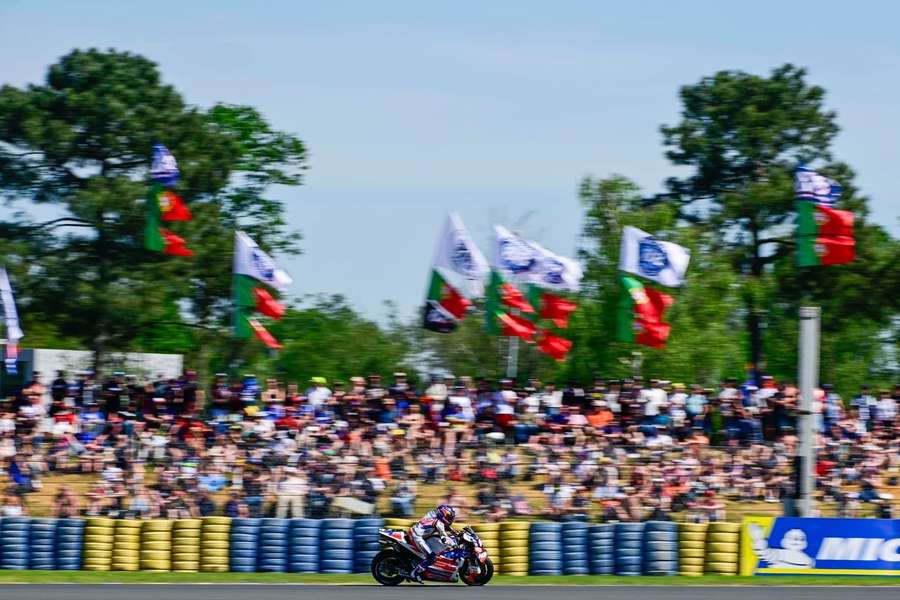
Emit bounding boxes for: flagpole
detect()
[506,308,520,379]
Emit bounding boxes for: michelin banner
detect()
[741,516,900,576]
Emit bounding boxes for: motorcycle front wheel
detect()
[371,549,407,586]
[461,557,494,586]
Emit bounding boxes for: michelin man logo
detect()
[499,239,537,274]
[251,249,276,281]
[451,239,475,276]
[542,258,565,285]
[638,237,668,276]
[749,524,815,568]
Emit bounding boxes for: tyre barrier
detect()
[172,519,201,572]
[257,518,289,572]
[320,518,354,574]
[82,517,115,571]
[528,521,562,576]
[289,518,321,573]
[677,522,707,576]
[643,521,678,575]
[111,519,142,571]
[353,517,383,574]
[228,517,258,573]
[29,518,57,570]
[140,519,172,571]
[472,523,500,574]
[56,518,85,571]
[561,521,589,575]
[588,523,614,575]
[498,521,528,576]
[1,517,29,570]
[200,516,231,573]
[705,522,740,575]
[614,522,644,576]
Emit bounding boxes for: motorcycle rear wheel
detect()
[371,549,407,586]
[461,558,494,586]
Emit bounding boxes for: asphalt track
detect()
[0,585,897,600]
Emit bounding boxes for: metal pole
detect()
[797,305,820,517]
[506,336,519,379]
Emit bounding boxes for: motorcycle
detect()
[371,525,494,586]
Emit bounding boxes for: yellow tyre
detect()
[201,540,230,550]
[201,548,229,558]
[202,524,231,534]
[679,548,705,559]
[142,532,172,543]
[200,564,229,572]
[708,522,740,534]
[679,557,705,566]
[707,532,739,544]
[201,532,229,542]
[680,531,706,542]
[706,552,738,563]
[83,550,113,559]
[141,550,171,561]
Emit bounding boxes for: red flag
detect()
[247,317,282,349]
[539,293,577,328]
[158,190,192,222]
[440,285,471,320]
[253,288,285,320]
[635,320,671,349]
[537,330,572,361]
[497,312,536,342]
[500,284,535,313]
[633,286,673,324]
[812,235,856,266]
[160,228,193,257]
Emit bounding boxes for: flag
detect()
[484,269,504,335]
[432,213,489,297]
[234,231,293,292]
[493,225,583,292]
[539,293,577,328]
[796,201,854,237]
[795,165,841,207]
[537,330,572,361]
[423,269,471,333]
[157,189,192,222]
[0,267,24,343]
[796,200,855,267]
[253,287,285,320]
[151,143,179,185]
[616,275,673,348]
[618,226,690,288]
[160,229,193,257]
[247,317,282,349]
[797,235,856,267]
[500,283,535,313]
[144,185,165,252]
[497,312,537,342]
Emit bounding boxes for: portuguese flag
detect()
[423,269,471,333]
[145,183,192,255]
[616,275,673,348]
[796,201,855,266]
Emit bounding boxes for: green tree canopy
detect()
[0,49,307,369]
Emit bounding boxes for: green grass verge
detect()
[0,572,896,585]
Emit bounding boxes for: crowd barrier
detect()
[1,516,895,576]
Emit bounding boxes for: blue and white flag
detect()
[432,213,490,297]
[493,225,583,292]
[151,143,180,185]
[233,231,293,292]
[0,267,22,375]
[618,226,690,288]
[795,166,841,207]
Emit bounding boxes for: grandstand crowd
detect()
[1,369,898,522]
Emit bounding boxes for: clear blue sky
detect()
[2,1,898,320]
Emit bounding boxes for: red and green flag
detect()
[537,330,572,360]
[497,312,537,342]
[538,292,577,328]
[616,275,673,348]
[423,269,471,333]
[796,201,855,266]
[484,270,505,335]
[160,229,193,257]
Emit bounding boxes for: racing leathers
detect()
[409,509,455,578]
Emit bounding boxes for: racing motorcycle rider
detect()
[409,504,457,582]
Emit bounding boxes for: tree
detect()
[658,63,898,379]
[0,49,307,370]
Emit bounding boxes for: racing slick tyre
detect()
[370,549,406,586]
[461,557,494,586]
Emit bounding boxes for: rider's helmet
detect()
[436,504,456,525]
